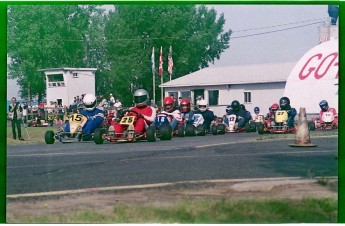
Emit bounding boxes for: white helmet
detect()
[83,93,97,111]
[134,89,149,107]
[198,99,208,112]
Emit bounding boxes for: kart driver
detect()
[318,100,338,126]
[179,98,195,124]
[241,104,252,121]
[252,107,264,121]
[265,103,279,121]
[194,99,215,132]
[65,93,105,141]
[112,89,156,134]
[279,96,297,128]
[224,100,251,128]
[158,96,182,130]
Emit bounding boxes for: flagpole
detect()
[152,47,155,104]
[161,72,163,106]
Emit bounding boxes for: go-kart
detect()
[222,114,250,133]
[210,117,226,135]
[45,113,89,144]
[256,110,296,134]
[310,112,338,131]
[177,113,206,136]
[246,114,265,132]
[147,112,175,141]
[93,109,156,144]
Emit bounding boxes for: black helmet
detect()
[231,100,240,112]
[240,104,246,110]
[226,105,233,114]
[319,100,329,112]
[279,97,290,110]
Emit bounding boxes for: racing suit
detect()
[279,106,297,128]
[65,107,105,137]
[224,108,251,128]
[156,107,181,130]
[194,109,215,131]
[113,105,156,134]
[319,108,338,125]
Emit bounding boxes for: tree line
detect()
[7,5,231,106]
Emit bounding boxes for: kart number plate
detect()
[120,116,135,125]
[47,114,55,120]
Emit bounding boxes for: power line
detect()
[231,21,322,39]
[232,17,327,32]
[9,19,325,44]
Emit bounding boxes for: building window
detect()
[168,92,178,99]
[180,91,191,99]
[208,90,219,105]
[72,72,78,78]
[244,91,251,103]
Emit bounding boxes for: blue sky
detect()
[7,4,330,99]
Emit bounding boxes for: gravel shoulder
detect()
[6,178,338,219]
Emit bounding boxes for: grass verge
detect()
[8,198,337,223]
[6,126,55,146]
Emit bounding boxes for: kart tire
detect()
[250,122,257,132]
[257,123,265,135]
[146,126,156,142]
[177,125,185,137]
[159,124,172,141]
[94,128,105,144]
[308,121,315,131]
[45,130,55,144]
[185,124,196,136]
[211,124,218,135]
[197,124,206,136]
[217,124,226,135]
[245,122,251,133]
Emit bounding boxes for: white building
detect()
[160,62,296,117]
[40,67,97,107]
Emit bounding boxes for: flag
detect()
[151,47,155,74]
[168,45,174,75]
[158,46,163,76]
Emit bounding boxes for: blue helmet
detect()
[319,100,329,112]
[226,105,233,114]
[254,107,260,113]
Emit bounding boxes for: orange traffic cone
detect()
[289,107,317,147]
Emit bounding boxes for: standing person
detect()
[114,98,123,109]
[9,97,24,140]
[109,93,115,106]
[150,99,157,108]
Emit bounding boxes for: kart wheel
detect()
[196,124,206,136]
[308,121,315,131]
[45,130,55,144]
[211,125,218,135]
[257,123,264,135]
[159,124,172,140]
[185,124,196,136]
[217,124,226,135]
[177,125,185,137]
[146,126,156,142]
[94,128,105,144]
[250,122,257,132]
[245,122,251,133]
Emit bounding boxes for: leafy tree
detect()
[7,5,106,102]
[104,5,231,105]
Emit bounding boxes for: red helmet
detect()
[180,98,191,113]
[163,96,174,112]
[271,103,279,111]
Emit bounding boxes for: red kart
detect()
[310,112,338,130]
[257,110,297,134]
[93,109,156,144]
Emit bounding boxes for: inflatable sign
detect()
[284,39,338,114]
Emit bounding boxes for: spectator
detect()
[22,102,28,124]
[9,97,24,140]
[109,93,115,107]
[114,98,123,109]
[150,99,157,108]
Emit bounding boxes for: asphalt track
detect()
[7,131,338,196]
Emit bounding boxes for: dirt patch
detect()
[6,179,338,220]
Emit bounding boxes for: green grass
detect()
[6,125,56,146]
[8,198,338,223]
